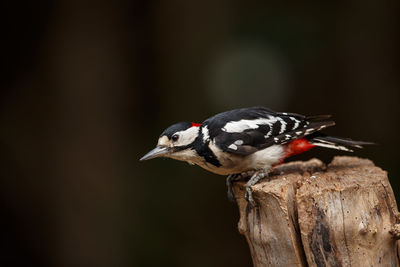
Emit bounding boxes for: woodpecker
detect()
[140,106,372,206]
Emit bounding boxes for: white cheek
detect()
[174,127,199,146]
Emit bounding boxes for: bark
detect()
[233,156,400,267]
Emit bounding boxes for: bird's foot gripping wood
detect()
[226,170,269,206]
[226,171,255,202]
[245,171,268,207]
[226,174,241,202]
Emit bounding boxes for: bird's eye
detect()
[171,134,179,142]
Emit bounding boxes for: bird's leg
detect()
[226,174,240,202]
[226,172,252,202]
[226,170,261,203]
[245,171,268,207]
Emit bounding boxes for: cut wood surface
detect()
[233,156,400,267]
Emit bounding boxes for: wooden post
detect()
[233,156,400,267]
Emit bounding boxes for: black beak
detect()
[140,146,169,161]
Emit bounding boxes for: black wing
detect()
[203,107,334,155]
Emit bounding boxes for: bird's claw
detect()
[244,171,267,208]
[226,171,265,207]
[245,187,256,207]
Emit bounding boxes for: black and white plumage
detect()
[140,107,373,205]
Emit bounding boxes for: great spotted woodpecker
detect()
[140,106,372,206]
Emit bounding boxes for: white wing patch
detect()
[222,115,308,144]
[277,117,286,134]
[228,144,238,150]
[234,140,244,145]
[221,115,291,136]
[264,116,288,137]
[222,118,272,133]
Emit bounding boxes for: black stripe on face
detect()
[172,129,221,167]
[192,131,221,167]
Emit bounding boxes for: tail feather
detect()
[304,115,336,134]
[308,134,375,152]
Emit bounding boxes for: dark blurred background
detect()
[1,0,399,266]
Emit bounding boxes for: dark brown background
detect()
[1,1,399,266]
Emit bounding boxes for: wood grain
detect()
[233,156,400,267]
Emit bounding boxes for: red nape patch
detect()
[191,122,202,127]
[285,138,315,158]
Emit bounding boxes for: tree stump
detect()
[233,156,400,267]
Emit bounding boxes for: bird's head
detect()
[140,122,201,162]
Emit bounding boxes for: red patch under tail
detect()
[285,138,316,158]
[271,138,316,168]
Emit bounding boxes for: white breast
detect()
[202,140,285,175]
